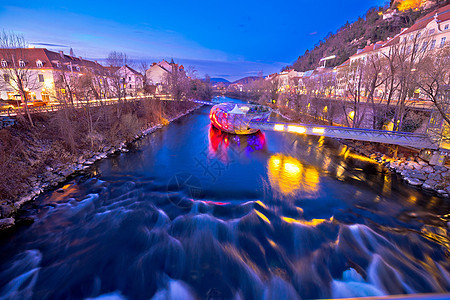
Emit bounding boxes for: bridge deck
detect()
[249,120,438,150]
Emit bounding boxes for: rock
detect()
[0,218,14,230]
[409,171,427,181]
[404,164,414,170]
[83,160,94,165]
[0,204,14,218]
[423,166,434,173]
[428,173,442,181]
[422,183,434,190]
[437,189,447,195]
[405,177,422,186]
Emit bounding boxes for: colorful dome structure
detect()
[210,103,272,134]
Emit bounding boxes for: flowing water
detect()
[1,97,449,299]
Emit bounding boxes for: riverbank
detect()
[275,105,450,199]
[341,139,450,199]
[0,99,201,230]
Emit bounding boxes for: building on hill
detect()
[0,48,113,103]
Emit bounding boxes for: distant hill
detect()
[209,78,230,84]
[288,0,446,71]
[232,76,261,84]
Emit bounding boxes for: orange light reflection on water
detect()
[267,154,319,196]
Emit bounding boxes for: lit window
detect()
[38,74,44,82]
[19,60,25,67]
[1,60,6,67]
[36,60,43,68]
[440,37,447,48]
[430,39,436,50]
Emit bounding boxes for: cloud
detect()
[29,42,69,47]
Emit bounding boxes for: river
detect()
[0,97,449,299]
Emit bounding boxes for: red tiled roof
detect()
[382,4,450,47]
[0,48,110,76]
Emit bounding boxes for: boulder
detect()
[0,204,14,218]
[423,166,434,173]
[409,171,427,181]
[405,177,422,186]
[0,218,14,230]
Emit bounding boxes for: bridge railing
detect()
[249,120,439,150]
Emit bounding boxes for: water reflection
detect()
[208,125,266,162]
[267,154,319,196]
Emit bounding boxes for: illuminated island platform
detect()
[209,103,272,135]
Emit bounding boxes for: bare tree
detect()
[106,51,128,100]
[0,31,40,126]
[164,61,189,101]
[415,45,450,125]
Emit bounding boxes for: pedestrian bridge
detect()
[249,120,439,150]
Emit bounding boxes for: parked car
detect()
[0,102,15,110]
[32,100,47,107]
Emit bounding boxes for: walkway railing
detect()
[249,120,439,150]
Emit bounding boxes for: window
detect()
[421,41,428,52]
[430,39,436,50]
[38,74,44,82]
[1,60,6,67]
[409,34,414,41]
[429,29,435,35]
[445,24,449,30]
[76,66,80,71]
[440,37,447,48]
[128,76,131,81]
[19,60,25,67]
[407,45,412,53]
[417,32,421,38]
[67,65,72,71]
[3,74,9,82]
[36,60,43,68]
[56,61,61,68]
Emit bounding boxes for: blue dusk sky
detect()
[0,0,386,81]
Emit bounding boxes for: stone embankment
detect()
[372,153,450,197]
[0,105,201,230]
[343,140,450,198]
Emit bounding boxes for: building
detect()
[115,65,144,96]
[145,59,185,87]
[0,48,112,103]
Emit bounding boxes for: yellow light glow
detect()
[312,127,325,134]
[282,216,333,226]
[287,125,306,134]
[274,124,285,131]
[348,111,355,120]
[255,210,271,224]
[267,154,319,196]
[255,200,268,209]
[323,106,328,113]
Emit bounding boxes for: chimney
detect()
[59,50,64,58]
